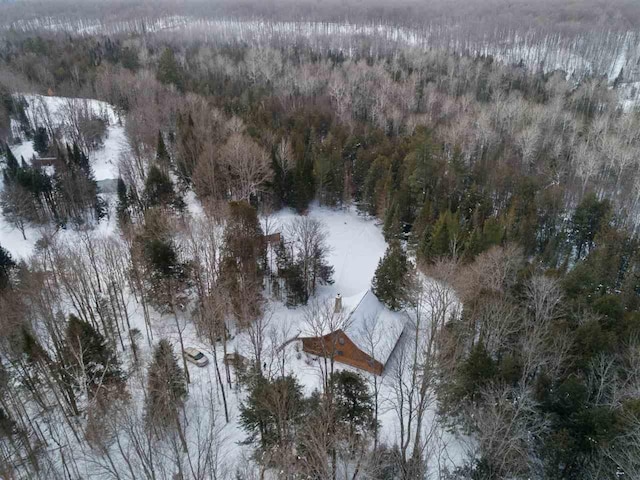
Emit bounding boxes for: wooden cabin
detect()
[31,157,57,168]
[302,329,386,375]
[300,290,407,376]
[263,232,282,246]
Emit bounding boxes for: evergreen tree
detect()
[64,314,123,397]
[330,370,375,436]
[155,131,170,170]
[33,127,49,156]
[116,177,130,226]
[313,242,334,280]
[120,46,140,71]
[239,374,304,450]
[0,244,16,291]
[3,144,19,177]
[145,339,187,429]
[292,131,315,213]
[143,165,183,210]
[270,145,294,207]
[452,343,496,404]
[221,201,265,319]
[382,201,402,241]
[429,210,462,259]
[417,223,433,261]
[372,240,411,311]
[14,96,32,139]
[175,112,199,182]
[156,48,183,91]
[275,239,307,306]
[144,237,186,281]
[571,193,611,260]
[613,67,624,88]
[52,143,101,225]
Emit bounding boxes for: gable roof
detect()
[344,290,407,365]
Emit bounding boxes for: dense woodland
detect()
[1,4,640,479]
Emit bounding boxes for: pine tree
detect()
[175,112,199,182]
[430,212,451,257]
[372,240,411,311]
[116,177,130,226]
[330,370,375,436]
[155,131,170,170]
[429,210,462,259]
[14,96,32,139]
[239,374,304,449]
[613,67,624,88]
[270,145,293,207]
[3,144,19,177]
[64,314,123,397]
[311,242,335,289]
[571,193,611,259]
[275,239,307,306]
[145,339,187,429]
[33,127,49,156]
[0,244,16,291]
[292,131,315,213]
[156,48,183,91]
[143,165,183,210]
[52,143,101,225]
[144,237,186,281]
[417,223,433,261]
[383,201,402,241]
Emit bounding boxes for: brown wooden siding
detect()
[301,329,384,375]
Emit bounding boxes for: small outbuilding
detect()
[300,290,407,375]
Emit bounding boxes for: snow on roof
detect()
[344,290,407,365]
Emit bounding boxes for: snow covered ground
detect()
[1,94,470,477]
[160,203,470,477]
[1,94,126,260]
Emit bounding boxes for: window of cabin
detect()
[338,336,345,346]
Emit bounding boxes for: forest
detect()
[1,1,640,478]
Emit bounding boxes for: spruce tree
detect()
[116,177,130,226]
[145,339,187,428]
[64,314,123,396]
[570,193,610,259]
[239,374,304,449]
[144,237,185,281]
[330,370,375,435]
[156,48,183,91]
[372,240,410,311]
[613,67,624,88]
[270,145,293,207]
[430,212,451,257]
[143,165,183,210]
[155,131,170,170]
[292,132,315,213]
[33,127,49,156]
[3,144,18,177]
[0,244,16,291]
[275,239,308,306]
[429,210,462,259]
[175,112,199,182]
[383,201,402,241]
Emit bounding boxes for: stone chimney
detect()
[334,293,342,313]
